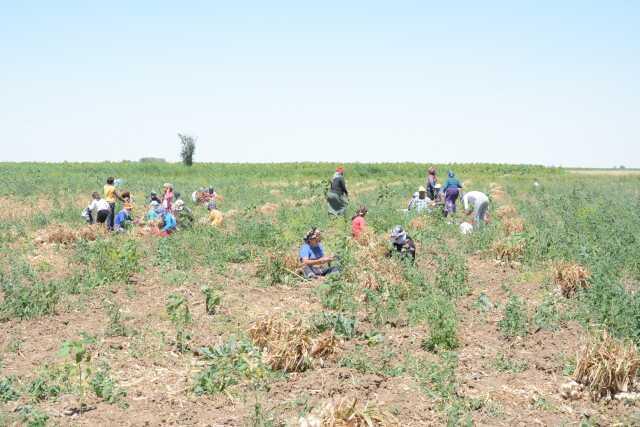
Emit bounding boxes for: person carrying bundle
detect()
[440,171,463,217]
[299,228,340,279]
[463,191,490,228]
[83,192,111,225]
[327,166,349,216]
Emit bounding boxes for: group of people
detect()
[300,166,492,280]
[83,178,225,237]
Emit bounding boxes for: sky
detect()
[0,1,638,167]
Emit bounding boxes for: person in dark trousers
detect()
[299,228,340,279]
[388,225,416,261]
[426,167,438,200]
[104,176,123,231]
[84,192,111,225]
[440,170,463,217]
[327,166,349,216]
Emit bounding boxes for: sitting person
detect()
[149,191,162,204]
[408,186,431,212]
[351,205,368,240]
[207,201,224,226]
[114,203,134,232]
[299,228,340,279]
[146,200,162,221]
[174,200,194,229]
[83,192,111,225]
[159,210,177,237]
[388,225,416,261]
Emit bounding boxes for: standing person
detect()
[327,166,349,216]
[162,183,174,213]
[351,206,368,240]
[84,192,111,225]
[463,191,490,228]
[388,226,416,261]
[440,171,463,217]
[299,228,339,279]
[426,167,438,200]
[104,176,123,231]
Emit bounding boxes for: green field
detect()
[1,162,639,426]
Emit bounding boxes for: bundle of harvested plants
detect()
[553,261,590,297]
[298,397,398,427]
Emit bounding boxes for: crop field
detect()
[1,162,640,426]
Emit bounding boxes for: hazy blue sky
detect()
[1,1,638,166]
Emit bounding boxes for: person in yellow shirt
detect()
[207,201,223,226]
[104,176,123,231]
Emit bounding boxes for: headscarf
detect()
[123,203,133,210]
[448,170,455,178]
[174,200,185,211]
[207,200,217,211]
[428,167,436,175]
[390,225,407,245]
[304,227,321,242]
[352,205,368,220]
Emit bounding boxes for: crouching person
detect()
[83,192,111,225]
[388,225,416,261]
[159,210,177,237]
[114,203,134,232]
[299,228,340,279]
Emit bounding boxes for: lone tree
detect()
[178,133,196,166]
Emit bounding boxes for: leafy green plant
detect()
[201,286,221,315]
[312,312,357,338]
[499,295,529,338]
[90,363,127,407]
[0,376,20,403]
[27,376,61,402]
[15,405,49,427]
[59,333,96,413]
[494,354,528,373]
[0,278,59,320]
[315,276,357,313]
[104,300,133,337]
[166,293,192,352]
[533,295,561,331]
[193,338,270,395]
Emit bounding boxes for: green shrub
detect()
[0,376,20,403]
[90,363,127,407]
[499,295,528,338]
[0,278,60,321]
[312,312,357,338]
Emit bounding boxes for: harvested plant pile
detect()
[574,331,640,400]
[502,217,525,235]
[34,224,79,244]
[496,205,518,219]
[249,315,336,372]
[553,261,590,297]
[350,237,405,292]
[299,397,398,427]
[259,202,279,215]
[492,237,525,263]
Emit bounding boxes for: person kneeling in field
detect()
[299,228,340,279]
[462,191,490,228]
[83,192,111,225]
[408,186,431,212]
[174,199,194,229]
[114,203,134,232]
[158,209,177,237]
[388,225,416,261]
[207,201,223,226]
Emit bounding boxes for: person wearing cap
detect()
[388,225,416,261]
[174,199,194,229]
[463,191,490,228]
[351,205,368,240]
[114,203,134,232]
[207,200,224,226]
[426,167,438,200]
[327,166,349,216]
[440,170,463,217]
[299,228,340,279]
[408,186,431,212]
[84,192,111,225]
[162,183,174,213]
